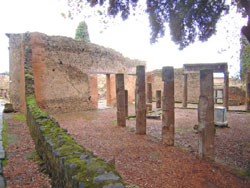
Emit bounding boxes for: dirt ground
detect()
[3,113,51,188]
[53,104,250,188]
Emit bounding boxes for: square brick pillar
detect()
[162,66,175,146]
[198,69,215,160]
[116,74,126,127]
[125,90,128,117]
[89,74,98,108]
[136,65,146,134]
[182,74,188,108]
[246,73,250,111]
[223,71,229,110]
[156,90,161,108]
[147,83,152,103]
[107,74,116,107]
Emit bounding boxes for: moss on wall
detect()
[23,33,125,187]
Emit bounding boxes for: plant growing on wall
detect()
[240,35,250,80]
[75,21,90,42]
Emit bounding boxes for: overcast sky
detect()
[0,0,247,77]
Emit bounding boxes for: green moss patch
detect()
[13,113,26,122]
[25,94,125,187]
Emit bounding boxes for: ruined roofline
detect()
[7,32,146,67]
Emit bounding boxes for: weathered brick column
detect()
[223,71,229,110]
[116,73,126,127]
[198,69,215,160]
[246,73,250,111]
[107,74,116,107]
[125,90,128,117]
[182,74,188,108]
[136,65,146,134]
[156,90,161,108]
[106,74,111,106]
[162,66,175,146]
[147,83,152,103]
[90,74,98,108]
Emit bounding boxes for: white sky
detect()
[0,0,247,77]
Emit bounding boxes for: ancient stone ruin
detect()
[5,31,250,187]
[7,32,145,114]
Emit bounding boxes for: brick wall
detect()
[8,32,144,113]
[147,68,200,103]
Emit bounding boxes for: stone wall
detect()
[23,32,125,187]
[148,69,246,105]
[147,69,200,103]
[7,32,144,114]
[229,87,245,105]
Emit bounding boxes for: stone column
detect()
[106,74,111,106]
[182,74,188,108]
[198,69,215,160]
[246,73,250,111]
[223,71,229,110]
[147,83,152,103]
[162,66,175,146]
[116,73,126,127]
[125,90,128,117]
[136,65,146,134]
[156,90,161,108]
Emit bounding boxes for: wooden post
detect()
[147,83,152,103]
[136,65,146,134]
[223,71,229,110]
[162,66,175,146]
[183,74,188,108]
[156,90,161,108]
[125,90,128,117]
[246,73,250,111]
[198,69,215,160]
[116,73,126,127]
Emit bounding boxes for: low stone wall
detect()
[26,95,125,188]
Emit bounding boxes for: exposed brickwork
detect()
[7,32,144,113]
[90,74,98,108]
[147,69,200,103]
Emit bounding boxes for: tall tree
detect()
[240,35,250,80]
[67,0,230,49]
[75,21,90,42]
[66,0,250,48]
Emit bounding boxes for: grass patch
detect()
[112,120,117,126]
[175,145,192,152]
[26,151,43,164]
[150,152,161,159]
[82,112,97,121]
[175,128,190,132]
[13,113,26,122]
[2,119,9,166]
[237,169,250,177]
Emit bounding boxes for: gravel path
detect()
[53,105,250,188]
[3,112,51,188]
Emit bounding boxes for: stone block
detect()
[214,107,228,127]
[3,103,14,113]
[0,150,5,160]
[0,175,5,188]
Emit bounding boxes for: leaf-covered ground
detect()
[3,113,51,188]
[54,105,250,188]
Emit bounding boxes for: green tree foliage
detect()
[75,21,90,42]
[67,0,230,49]
[240,35,250,80]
